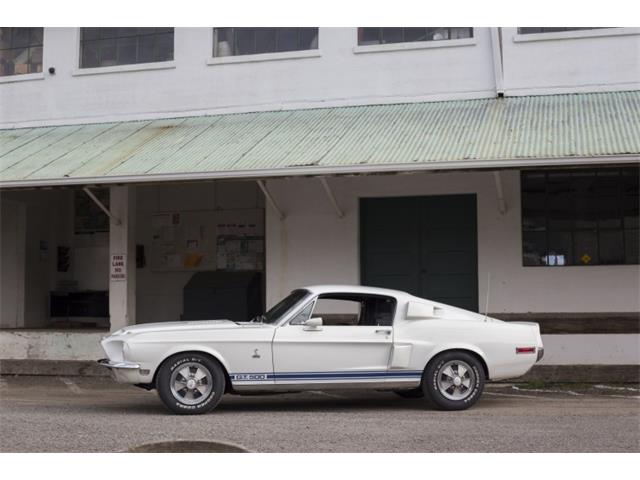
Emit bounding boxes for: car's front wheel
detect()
[421,351,485,410]
[156,353,225,415]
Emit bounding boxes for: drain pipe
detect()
[490,27,504,96]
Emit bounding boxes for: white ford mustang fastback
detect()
[98,285,544,414]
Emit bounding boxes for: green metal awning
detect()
[1,91,639,188]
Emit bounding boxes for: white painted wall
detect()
[265,171,640,313]
[0,28,496,128]
[501,27,640,96]
[1,28,638,129]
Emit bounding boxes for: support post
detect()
[319,177,344,218]
[493,171,508,215]
[256,180,285,220]
[109,185,136,332]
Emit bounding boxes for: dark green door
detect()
[360,195,478,311]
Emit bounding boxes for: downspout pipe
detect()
[490,27,504,97]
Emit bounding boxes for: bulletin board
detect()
[150,209,264,272]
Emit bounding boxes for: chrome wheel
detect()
[436,360,476,401]
[169,362,213,405]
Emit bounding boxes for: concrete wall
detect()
[2,27,638,128]
[264,170,640,314]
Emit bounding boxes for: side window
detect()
[308,294,397,326]
[289,302,314,325]
[312,298,361,326]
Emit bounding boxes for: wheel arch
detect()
[152,348,234,393]
[423,346,490,380]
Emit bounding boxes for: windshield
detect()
[259,289,310,324]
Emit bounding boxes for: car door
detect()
[271,293,395,387]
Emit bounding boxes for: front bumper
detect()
[97,358,144,383]
[97,358,140,369]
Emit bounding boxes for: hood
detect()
[111,319,270,336]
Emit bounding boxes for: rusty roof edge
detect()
[1,154,638,189]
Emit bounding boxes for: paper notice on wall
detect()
[110,254,126,282]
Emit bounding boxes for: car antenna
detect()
[483,271,491,322]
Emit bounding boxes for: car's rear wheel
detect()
[393,388,424,398]
[156,353,225,415]
[421,351,485,410]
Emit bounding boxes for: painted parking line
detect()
[484,391,552,400]
[594,384,640,392]
[511,385,583,396]
[60,377,83,394]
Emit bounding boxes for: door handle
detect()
[375,329,392,334]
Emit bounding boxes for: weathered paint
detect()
[1,91,639,187]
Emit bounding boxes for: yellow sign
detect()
[581,254,592,265]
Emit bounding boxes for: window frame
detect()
[520,167,639,267]
[75,27,175,72]
[353,27,476,54]
[287,293,398,327]
[208,28,321,65]
[0,27,44,78]
[512,27,639,43]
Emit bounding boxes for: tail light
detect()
[516,346,536,354]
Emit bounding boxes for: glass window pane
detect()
[547,231,572,266]
[450,28,473,39]
[573,231,598,265]
[235,28,255,55]
[625,230,639,264]
[30,28,43,45]
[547,172,574,230]
[138,35,156,63]
[0,49,16,75]
[623,194,639,229]
[359,27,380,45]
[28,46,43,73]
[213,28,233,57]
[523,232,547,266]
[598,230,624,264]
[81,40,100,68]
[100,28,118,39]
[254,28,276,54]
[597,195,622,229]
[81,28,100,41]
[155,32,174,61]
[522,192,546,231]
[0,29,12,49]
[98,38,117,67]
[10,47,29,75]
[300,28,318,49]
[11,28,31,48]
[404,28,427,42]
[117,36,138,65]
[380,28,403,44]
[427,28,450,40]
[276,28,298,52]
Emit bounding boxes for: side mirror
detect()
[303,317,323,331]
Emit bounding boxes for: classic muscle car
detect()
[98,285,544,414]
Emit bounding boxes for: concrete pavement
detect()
[0,376,638,452]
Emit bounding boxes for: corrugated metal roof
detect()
[1,91,639,187]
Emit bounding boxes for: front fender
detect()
[146,344,233,380]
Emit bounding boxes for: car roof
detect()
[300,284,411,299]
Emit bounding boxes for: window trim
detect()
[0,71,44,84]
[72,60,176,77]
[74,27,176,72]
[206,48,321,66]
[513,27,640,43]
[353,36,476,54]
[286,293,398,327]
[206,28,321,66]
[0,27,45,78]
[520,167,639,268]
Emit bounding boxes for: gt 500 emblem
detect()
[233,374,267,381]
